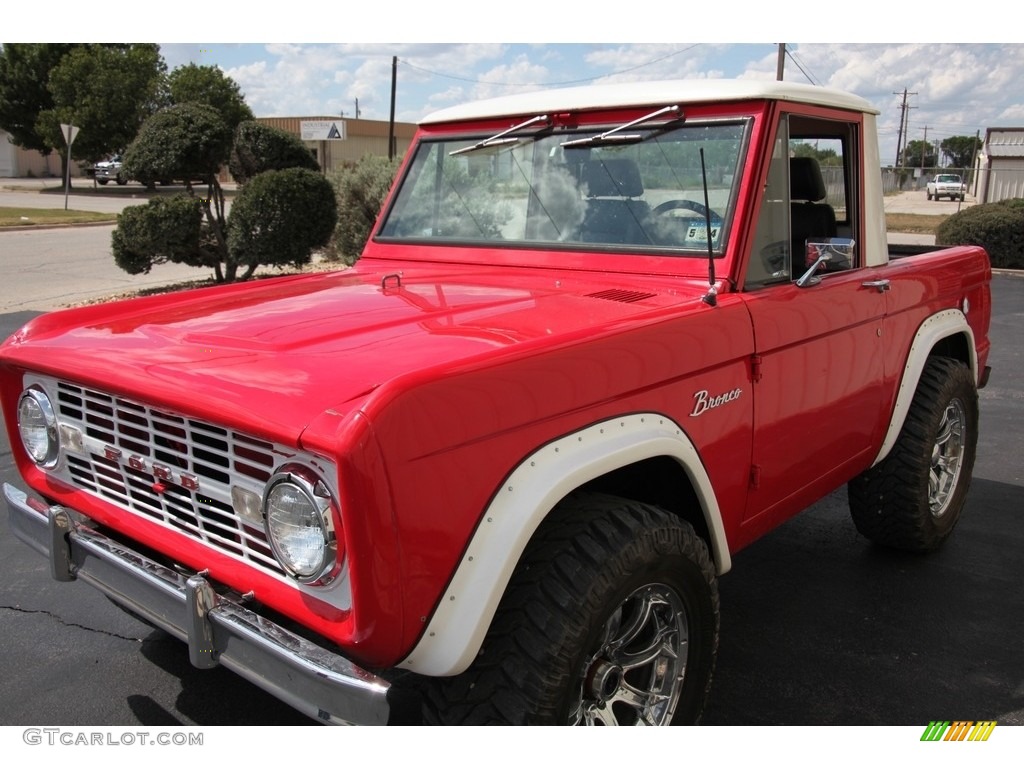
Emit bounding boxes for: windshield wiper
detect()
[560,104,684,148]
[450,114,552,156]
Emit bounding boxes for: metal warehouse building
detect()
[974,128,1024,203]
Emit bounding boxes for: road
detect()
[0,225,215,312]
[0,271,1019,726]
[0,183,244,312]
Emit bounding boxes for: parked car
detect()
[92,154,127,186]
[927,173,966,201]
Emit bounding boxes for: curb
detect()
[0,219,117,233]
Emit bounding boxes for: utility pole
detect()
[355,98,361,119]
[893,88,918,167]
[920,125,928,169]
[776,44,785,81]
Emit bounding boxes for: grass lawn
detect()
[884,213,946,235]
[0,207,118,227]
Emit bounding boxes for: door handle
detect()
[861,279,890,292]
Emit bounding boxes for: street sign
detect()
[301,120,347,141]
[60,123,80,147]
[59,123,80,210]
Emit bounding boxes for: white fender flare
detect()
[398,412,729,676]
[873,309,977,466]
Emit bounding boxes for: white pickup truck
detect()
[927,173,966,201]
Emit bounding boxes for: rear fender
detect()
[874,309,977,466]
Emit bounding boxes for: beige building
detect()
[1,129,85,178]
[257,116,417,174]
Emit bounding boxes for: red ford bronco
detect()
[2,80,992,725]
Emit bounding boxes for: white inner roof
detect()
[421,79,879,125]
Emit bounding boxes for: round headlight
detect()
[18,387,59,468]
[263,469,338,584]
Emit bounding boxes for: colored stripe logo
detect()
[921,721,997,741]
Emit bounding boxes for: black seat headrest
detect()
[790,156,827,203]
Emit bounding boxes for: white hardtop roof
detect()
[421,79,879,125]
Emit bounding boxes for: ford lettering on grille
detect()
[42,377,315,578]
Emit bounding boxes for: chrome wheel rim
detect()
[570,583,688,726]
[930,398,967,518]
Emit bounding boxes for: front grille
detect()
[45,378,311,577]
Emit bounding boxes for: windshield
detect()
[378,121,748,256]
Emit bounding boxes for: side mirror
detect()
[796,237,855,287]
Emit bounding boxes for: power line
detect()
[785,48,821,86]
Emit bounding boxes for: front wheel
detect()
[849,356,978,552]
[421,493,719,725]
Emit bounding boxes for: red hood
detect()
[1,260,710,444]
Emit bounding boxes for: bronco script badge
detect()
[690,388,743,417]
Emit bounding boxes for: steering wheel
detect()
[651,199,722,224]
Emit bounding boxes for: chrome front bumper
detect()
[5,483,391,726]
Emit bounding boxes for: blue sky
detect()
[13,4,1024,165]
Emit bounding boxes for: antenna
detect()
[699,148,718,307]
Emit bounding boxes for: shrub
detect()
[936,199,1024,269]
[229,121,319,184]
[112,195,206,274]
[327,154,401,264]
[115,110,334,283]
[227,167,338,280]
[122,103,231,187]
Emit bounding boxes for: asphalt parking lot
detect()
[0,231,1019,725]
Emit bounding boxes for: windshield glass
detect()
[378,121,748,255]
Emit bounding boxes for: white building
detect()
[974,128,1024,203]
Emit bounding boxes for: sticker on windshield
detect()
[683,224,721,248]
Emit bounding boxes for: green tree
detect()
[167,64,253,134]
[901,139,937,168]
[0,43,76,155]
[939,135,977,169]
[327,154,401,264]
[790,141,841,167]
[36,44,166,182]
[228,121,318,184]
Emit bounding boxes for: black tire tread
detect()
[419,493,719,725]
[849,356,978,552]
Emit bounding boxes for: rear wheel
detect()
[849,356,978,552]
[421,493,719,725]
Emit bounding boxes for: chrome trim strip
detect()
[6,483,389,726]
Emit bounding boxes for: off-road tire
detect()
[420,492,719,725]
[849,356,978,552]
